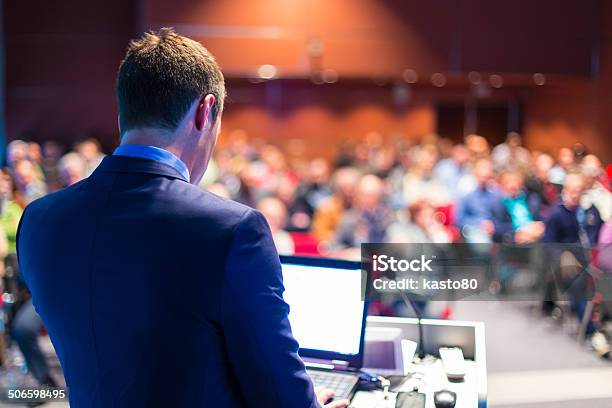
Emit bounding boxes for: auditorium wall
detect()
[3,0,611,163]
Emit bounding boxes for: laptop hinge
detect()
[304,358,352,371]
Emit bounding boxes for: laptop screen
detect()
[281,257,366,358]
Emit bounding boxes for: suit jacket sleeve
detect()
[220,208,320,408]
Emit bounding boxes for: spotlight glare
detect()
[257,64,278,80]
[431,73,446,87]
[489,74,503,88]
[322,69,338,83]
[468,71,481,85]
[533,73,546,86]
[402,69,418,83]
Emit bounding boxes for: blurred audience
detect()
[0,130,610,370]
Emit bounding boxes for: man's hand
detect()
[315,387,350,408]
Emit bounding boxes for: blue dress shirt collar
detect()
[113,144,190,182]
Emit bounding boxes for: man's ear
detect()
[195,94,216,131]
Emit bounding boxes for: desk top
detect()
[351,360,479,408]
[353,316,487,408]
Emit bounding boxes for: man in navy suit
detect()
[17,28,348,408]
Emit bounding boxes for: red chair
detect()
[289,232,321,256]
[434,204,460,242]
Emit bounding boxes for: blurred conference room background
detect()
[1,0,612,407]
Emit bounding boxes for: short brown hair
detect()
[116,28,225,134]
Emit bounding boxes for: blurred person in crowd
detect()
[386,199,452,243]
[3,164,53,385]
[0,171,20,368]
[456,158,500,243]
[0,226,6,366]
[312,167,361,243]
[491,132,530,172]
[340,132,384,174]
[464,134,490,160]
[232,162,258,207]
[27,142,43,166]
[597,220,612,273]
[7,264,57,388]
[0,169,23,254]
[212,148,247,200]
[75,137,105,176]
[257,196,295,255]
[370,145,397,179]
[387,144,413,208]
[41,140,63,191]
[276,174,311,231]
[352,142,374,173]
[543,172,603,245]
[580,154,612,221]
[543,172,604,338]
[433,144,476,198]
[402,144,452,206]
[12,159,47,206]
[549,147,576,186]
[436,137,454,160]
[6,140,28,168]
[296,158,332,209]
[334,174,392,252]
[334,139,356,168]
[26,141,47,183]
[572,142,588,162]
[57,152,87,187]
[291,158,332,224]
[249,145,293,200]
[42,140,62,163]
[525,153,558,220]
[495,169,544,244]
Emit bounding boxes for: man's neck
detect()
[120,128,195,176]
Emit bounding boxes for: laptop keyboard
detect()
[307,369,358,400]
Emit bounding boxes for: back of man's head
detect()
[116,28,226,135]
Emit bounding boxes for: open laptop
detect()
[280,255,368,401]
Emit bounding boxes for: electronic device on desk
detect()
[439,347,466,381]
[280,255,369,401]
[363,327,418,376]
[434,390,457,408]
